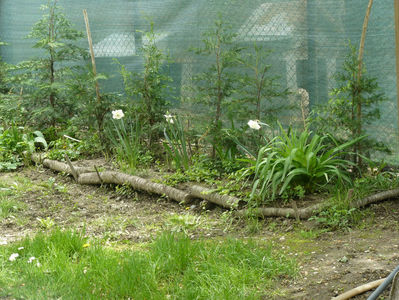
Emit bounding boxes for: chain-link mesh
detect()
[0,0,397,161]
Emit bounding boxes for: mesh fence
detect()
[0,0,398,161]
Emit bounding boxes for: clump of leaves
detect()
[250,124,362,203]
[0,126,47,171]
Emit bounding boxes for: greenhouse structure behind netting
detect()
[1,0,398,161]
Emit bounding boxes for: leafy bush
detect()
[250,124,362,202]
[0,126,47,171]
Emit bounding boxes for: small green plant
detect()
[0,199,25,219]
[250,124,363,203]
[36,217,55,230]
[116,22,172,148]
[0,126,47,171]
[163,113,191,170]
[106,110,142,172]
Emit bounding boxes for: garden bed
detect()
[0,167,399,299]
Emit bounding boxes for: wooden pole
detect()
[358,0,374,77]
[394,0,399,144]
[83,9,101,104]
[355,0,373,166]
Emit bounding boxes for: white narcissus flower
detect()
[164,114,174,124]
[112,110,125,120]
[9,253,19,261]
[248,120,261,130]
[18,247,24,250]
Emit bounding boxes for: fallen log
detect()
[189,185,241,209]
[31,154,399,220]
[31,153,94,175]
[78,171,194,204]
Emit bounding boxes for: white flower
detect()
[164,114,174,124]
[248,120,261,130]
[36,262,41,267]
[28,257,36,263]
[112,109,125,120]
[9,253,19,261]
[18,247,24,250]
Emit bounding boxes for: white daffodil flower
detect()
[112,109,125,120]
[18,247,24,250]
[9,253,19,261]
[164,114,174,124]
[247,120,261,130]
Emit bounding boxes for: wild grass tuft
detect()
[0,230,297,299]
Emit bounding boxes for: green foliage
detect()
[192,18,243,157]
[0,126,47,171]
[161,155,221,186]
[105,113,143,172]
[250,124,361,203]
[315,43,389,164]
[0,230,297,299]
[238,43,289,122]
[10,0,87,127]
[163,114,191,170]
[0,39,9,93]
[66,65,117,136]
[310,190,365,230]
[116,22,172,147]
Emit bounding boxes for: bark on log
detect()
[189,185,241,209]
[31,153,94,174]
[352,188,399,209]
[78,171,194,204]
[236,202,329,220]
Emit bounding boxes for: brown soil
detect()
[1,166,399,299]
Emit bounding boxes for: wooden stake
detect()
[358,0,374,78]
[83,9,101,104]
[395,0,399,144]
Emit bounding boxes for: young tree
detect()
[12,0,87,127]
[117,22,172,148]
[316,44,388,165]
[192,18,243,157]
[239,43,289,123]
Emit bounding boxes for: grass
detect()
[0,229,297,299]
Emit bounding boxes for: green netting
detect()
[0,0,397,160]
